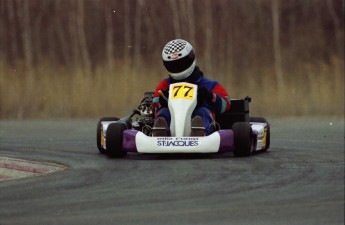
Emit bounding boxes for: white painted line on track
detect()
[0,157,66,182]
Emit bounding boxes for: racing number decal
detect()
[172,84,195,100]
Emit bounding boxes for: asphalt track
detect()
[0,119,344,225]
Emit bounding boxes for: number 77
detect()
[183,86,193,97]
[173,85,182,97]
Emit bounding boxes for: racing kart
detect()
[96,82,270,157]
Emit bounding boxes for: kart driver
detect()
[152,39,231,136]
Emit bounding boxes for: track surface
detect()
[0,119,344,225]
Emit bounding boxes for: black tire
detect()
[105,122,127,158]
[232,122,253,157]
[250,117,267,123]
[97,117,119,154]
[250,117,270,151]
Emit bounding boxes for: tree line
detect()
[0,0,343,118]
[0,0,343,74]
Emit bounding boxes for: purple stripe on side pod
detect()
[218,130,235,153]
[122,130,139,152]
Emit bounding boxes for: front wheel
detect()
[250,117,270,151]
[232,122,253,157]
[97,117,119,154]
[106,122,127,158]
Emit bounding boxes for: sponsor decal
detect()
[156,137,199,147]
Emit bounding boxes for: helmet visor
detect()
[163,50,195,74]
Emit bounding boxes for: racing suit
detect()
[152,67,231,135]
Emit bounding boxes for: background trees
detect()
[0,0,343,118]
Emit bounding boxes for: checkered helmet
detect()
[162,39,196,80]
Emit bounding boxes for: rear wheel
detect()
[233,122,253,157]
[106,122,127,158]
[250,117,270,151]
[97,117,119,154]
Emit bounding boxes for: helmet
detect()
[162,39,196,80]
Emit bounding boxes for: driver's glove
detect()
[197,87,214,104]
[158,90,169,108]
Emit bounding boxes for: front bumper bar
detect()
[122,130,236,153]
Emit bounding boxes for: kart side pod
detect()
[122,129,235,154]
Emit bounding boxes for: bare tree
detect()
[169,0,182,37]
[105,4,115,70]
[123,0,131,63]
[17,0,33,71]
[14,0,34,118]
[326,0,343,59]
[0,0,5,77]
[222,0,233,81]
[54,1,71,66]
[203,0,213,74]
[271,0,284,91]
[31,1,49,64]
[134,0,143,70]
[186,0,196,44]
[5,0,19,64]
[76,0,91,75]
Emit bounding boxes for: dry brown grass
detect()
[0,58,343,119]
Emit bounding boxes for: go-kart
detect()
[96,82,270,157]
